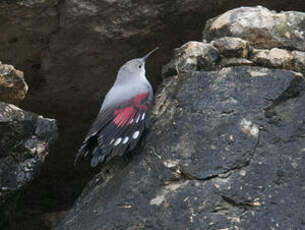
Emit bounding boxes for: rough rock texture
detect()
[55,66,305,230]
[17,1,305,174]
[251,48,305,74]
[0,102,57,226]
[203,6,305,51]
[0,1,60,87]
[54,6,305,230]
[1,2,304,229]
[162,38,305,77]
[162,41,219,78]
[0,62,28,105]
[212,37,251,58]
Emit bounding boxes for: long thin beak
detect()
[142,47,159,61]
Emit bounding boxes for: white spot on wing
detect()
[114,138,122,146]
[123,137,129,144]
[141,113,146,120]
[129,119,134,124]
[136,115,140,123]
[132,131,140,139]
[109,139,115,144]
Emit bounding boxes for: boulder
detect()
[54,6,305,230]
[0,102,57,226]
[54,65,305,229]
[203,6,305,51]
[162,41,219,77]
[1,2,304,229]
[250,48,305,75]
[0,63,28,105]
[211,37,251,58]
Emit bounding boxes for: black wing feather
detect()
[75,93,152,167]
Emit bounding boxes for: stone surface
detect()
[0,63,28,105]
[219,57,254,67]
[0,1,60,87]
[251,48,293,69]
[203,6,305,51]
[162,41,219,77]
[292,51,305,74]
[0,102,57,226]
[212,37,251,58]
[1,2,304,229]
[54,66,305,230]
[250,48,305,75]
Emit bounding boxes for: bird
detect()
[75,48,158,167]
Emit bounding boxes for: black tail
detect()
[74,143,88,167]
[74,134,97,167]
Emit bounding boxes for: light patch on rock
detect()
[150,181,188,206]
[249,71,267,77]
[240,118,259,138]
[163,159,179,168]
[210,10,232,30]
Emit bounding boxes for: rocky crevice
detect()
[1,3,305,230]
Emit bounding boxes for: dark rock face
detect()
[0,102,57,226]
[0,2,304,230]
[54,66,305,230]
[54,6,305,230]
[0,1,60,87]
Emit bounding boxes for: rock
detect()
[251,48,293,69]
[0,102,57,226]
[162,41,219,78]
[219,57,254,67]
[292,51,305,74]
[250,48,305,75]
[211,37,251,58]
[0,1,60,85]
[0,63,28,105]
[1,2,304,229]
[54,66,305,230]
[203,6,305,51]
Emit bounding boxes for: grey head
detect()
[116,47,159,84]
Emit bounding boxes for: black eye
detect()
[138,65,142,68]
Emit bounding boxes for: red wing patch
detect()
[113,92,149,127]
[113,107,135,127]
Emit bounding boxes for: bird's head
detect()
[119,47,159,77]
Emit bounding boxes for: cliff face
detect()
[2,0,304,175]
[54,6,305,230]
[0,63,57,227]
[0,1,305,230]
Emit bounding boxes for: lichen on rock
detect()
[0,63,28,105]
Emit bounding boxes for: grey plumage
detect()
[75,48,158,167]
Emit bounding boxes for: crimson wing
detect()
[75,92,152,167]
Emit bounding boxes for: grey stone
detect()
[0,63,28,105]
[0,102,57,225]
[250,48,305,75]
[292,51,305,74]
[162,41,219,78]
[212,37,251,58]
[54,66,305,230]
[219,57,254,67]
[203,6,305,51]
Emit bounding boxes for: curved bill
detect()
[142,47,159,61]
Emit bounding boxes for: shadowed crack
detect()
[221,195,253,210]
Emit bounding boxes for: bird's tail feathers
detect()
[74,144,88,167]
[90,147,106,167]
